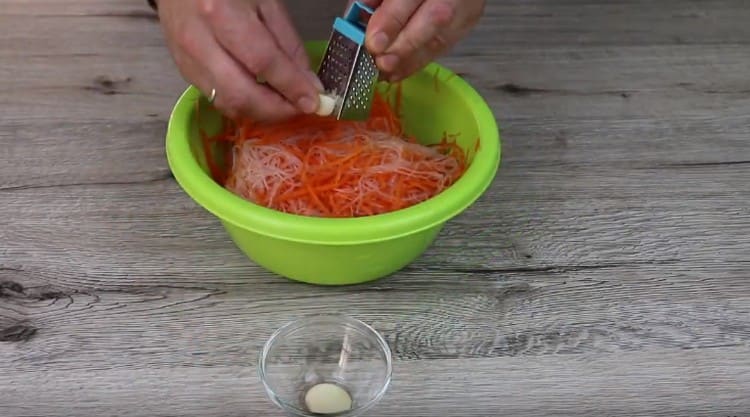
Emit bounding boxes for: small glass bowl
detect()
[259,315,392,417]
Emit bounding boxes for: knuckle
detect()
[429,34,449,50]
[401,34,421,54]
[245,51,274,76]
[291,43,309,67]
[175,30,198,52]
[430,1,455,25]
[197,0,219,19]
[380,6,407,30]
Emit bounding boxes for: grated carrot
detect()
[201,86,470,218]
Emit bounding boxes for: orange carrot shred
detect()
[200,86,471,218]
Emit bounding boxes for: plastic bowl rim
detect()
[166,46,500,246]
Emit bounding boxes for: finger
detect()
[378,0,455,73]
[365,0,423,55]
[178,17,298,121]
[257,0,309,69]
[202,2,321,114]
[258,1,324,91]
[212,55,301,122]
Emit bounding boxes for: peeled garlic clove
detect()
[304,383,353,414]
[315,93,338,117]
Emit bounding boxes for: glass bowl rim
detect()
[258,314,393,417]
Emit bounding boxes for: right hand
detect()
[354,0,486,82]
[156,0,324,122]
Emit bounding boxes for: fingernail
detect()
[370,32,390,53]
[306,70,325,92]
[378,54,399,72]
[298,95,318,114]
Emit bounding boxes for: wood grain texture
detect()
[1,0,750,416]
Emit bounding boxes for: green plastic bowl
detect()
[166,41,501,285]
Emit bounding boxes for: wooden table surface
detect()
[2,1,750,416]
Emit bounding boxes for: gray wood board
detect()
[1,0,749,416]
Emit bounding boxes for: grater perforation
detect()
[316,1,380,121]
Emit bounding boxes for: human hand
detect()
[352,0,486,82]
[156,0,324,122]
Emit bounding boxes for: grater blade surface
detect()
[316,1,379,121]
[340,45,379,121]
[317,31,360,114]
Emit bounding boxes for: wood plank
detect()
[3,264,749,369]
[2,182,749,371]
[3,351,749,416]
[1,174,748,270]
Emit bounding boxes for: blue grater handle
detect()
[344,1,375,24]
[332,1,375,46]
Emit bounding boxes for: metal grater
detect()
[317,1,379,120]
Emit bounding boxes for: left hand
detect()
[351,0,486,82]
